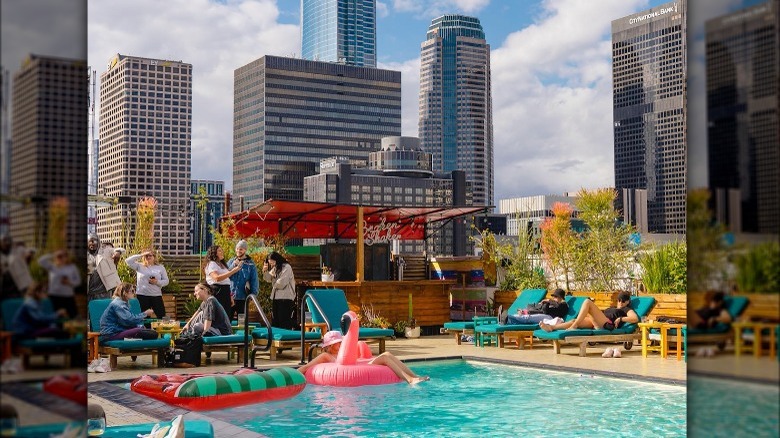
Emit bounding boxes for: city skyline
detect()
[1,1,759,210]
[85,0,680,208]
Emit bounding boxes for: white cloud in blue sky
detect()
[84,0,701,206]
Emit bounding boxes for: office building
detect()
[1,67,9,235]
[233,56,401,208]
[191,179,225,254]
[612,1,687,234]
[419,14,493,208]
[499,194,582,240]
[9,54,88,254]
[706,1,779,234]
[97,54,192,254]
[304,136,469,255]
[301,0,377,67]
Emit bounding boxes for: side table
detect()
[87,332,101,362]
[734,321,779,358]
[473,316,498,347]
[639,322,663,358]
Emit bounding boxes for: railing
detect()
[299,291,331,365]
[242,294,273,369]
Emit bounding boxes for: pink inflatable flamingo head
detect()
[335,310,360,365]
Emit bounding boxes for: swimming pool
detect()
[203,360,686,437]
[688,375,779,437]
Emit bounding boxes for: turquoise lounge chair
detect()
[443,288,548,345]
[686,295,750,349]
[475,295,589,349]
[304,289,394,353]
[88,298,172,368]
[251,327,323,361]
[1,298,83,368]
[14,419,214,437]
[533,296,657,356]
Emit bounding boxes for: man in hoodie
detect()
[228,240,258,319]
[87,234,121,301]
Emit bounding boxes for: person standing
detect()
[37,250,81,318]
[262,251,296,330]
[227,240,258,318]
[86,234,120,302]
[0,234,33,300]
[204,245,243,318]
[125,250,168,319]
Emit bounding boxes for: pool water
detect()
[206,360,686,437]
[688,376,779,437]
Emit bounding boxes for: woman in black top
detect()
[690,291,731,330]
[540,291,638,331]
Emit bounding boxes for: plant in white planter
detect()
[404,293,420,338]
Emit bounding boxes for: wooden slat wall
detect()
[401,254,427,281]
[330,281,452,326]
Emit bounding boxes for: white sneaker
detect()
[94,357,111,373]
[612,348,622,358]
[87,358,101,373]
[602,348,614,358]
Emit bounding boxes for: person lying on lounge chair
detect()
[298,331,430,384]
[505,288,569,325]
[539,291,638,332]
[689,291,731,330]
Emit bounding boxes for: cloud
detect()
[88,0,299,191]
[489,0,650,202]
[378,58,421,136]
[377,1,390,18]
[392,0,490,16]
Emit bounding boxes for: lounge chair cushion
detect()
[505,288,549,315]
[14,420,214,438]
[202,331,246,345]
[18,337,83,349]
[102,336,171,349]
[443,321,473,330]
[252,327,322,342]
[533,296,656,339]
[535,329,595,340]
[357,327,395,338]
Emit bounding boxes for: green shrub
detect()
[734,241,779,293]
[639,242,686,294]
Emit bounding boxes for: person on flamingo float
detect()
[299,313,429,385]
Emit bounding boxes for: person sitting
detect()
[689,291,731,330]
[181,283,232,338]
[12,282,70,341]
[298,331,430,385]
[99,282,159,342]
[506,288,569,325]
[540,291,638,332]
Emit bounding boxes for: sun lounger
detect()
[251,327,323,361]
[88,298,172,369]
[532,296,657,356]
[475,295,590,349]
[686,295,749,348]
[443,288,548,345]
[304,289,394,353]
[14,419,214,437]
[1,298,83,368]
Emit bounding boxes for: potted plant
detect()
[404,293,420,338]
[321,266,334,282]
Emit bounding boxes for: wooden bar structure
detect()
[305,280,456,327]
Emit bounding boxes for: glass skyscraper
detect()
[301,0,377,68]
[418,15,493,208]
[706,1,779,234]
[612,1,687,234]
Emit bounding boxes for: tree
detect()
[571,188,636,292]
[117,197,157,284]
[195,186,208,281]
[540,202,577,292]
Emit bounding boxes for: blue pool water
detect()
[205,360,686,437]
[688,375,779,437]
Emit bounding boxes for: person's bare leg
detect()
[298,353,334,375]
[540,300,599,331]
[370,352,429,384]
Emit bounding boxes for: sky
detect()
[1,0,763,207]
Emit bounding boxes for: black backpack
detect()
[166,335,203,367]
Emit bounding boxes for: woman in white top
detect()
[204,245,243,319]
[125,250,169,319]
[37,250,81,318]
[262,251,296,329]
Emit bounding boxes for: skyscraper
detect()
[301,0,377,67]
[232,56,401,208]
[418,15,493,207]
[97,54,192,255]
[9,54,87,254]
[706,1,779,234]
[612,1,687,234]
[191,179,224,254]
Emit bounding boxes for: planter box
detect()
[404,326,421,338]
